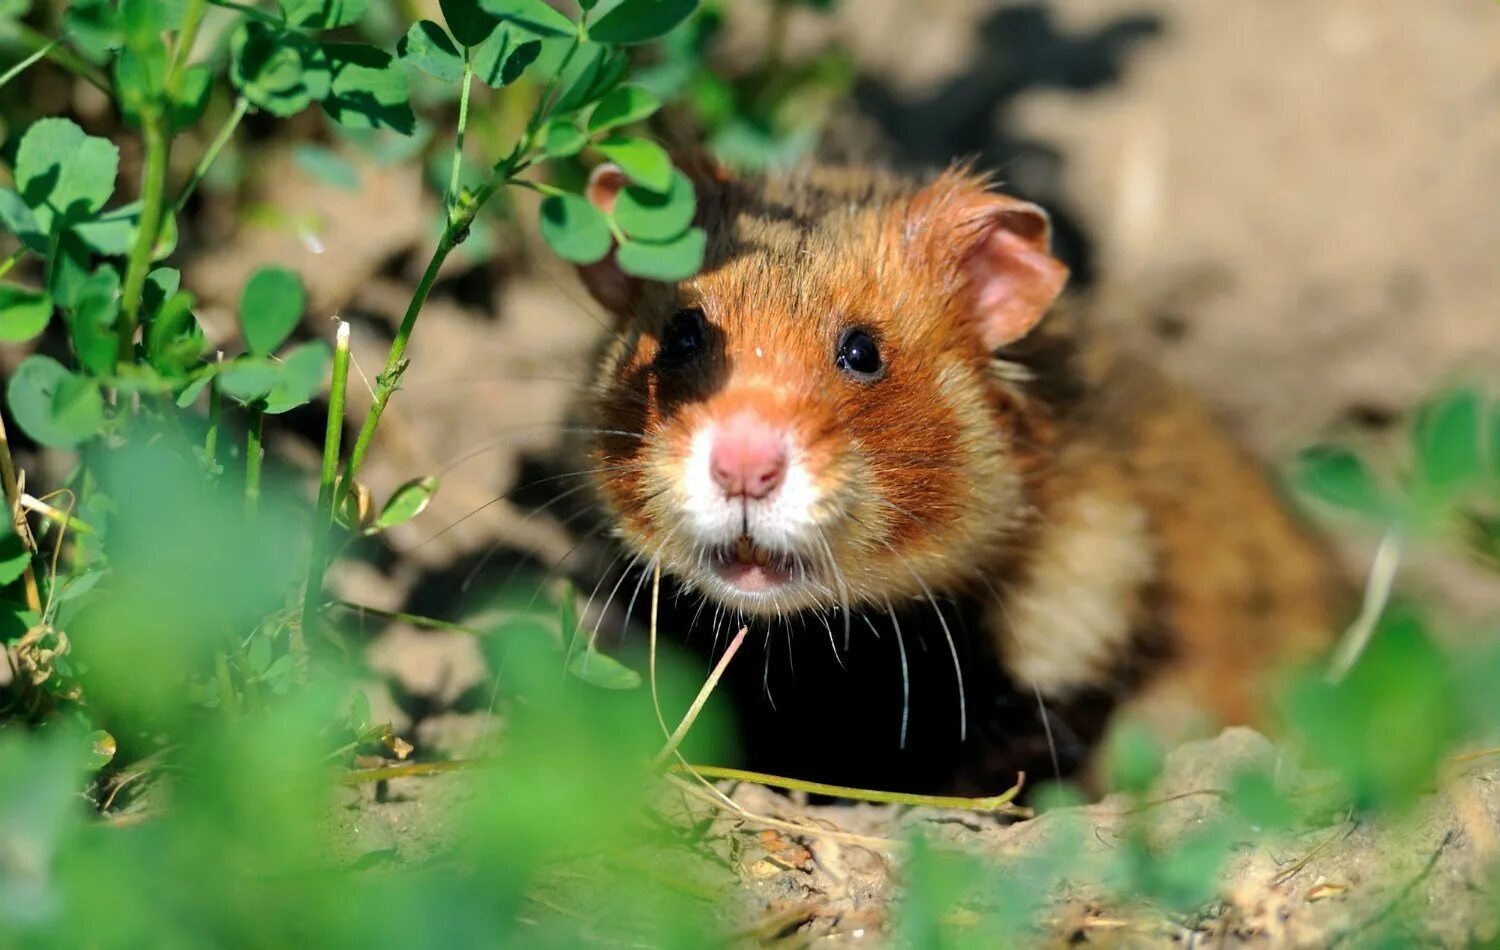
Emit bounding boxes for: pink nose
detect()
[710,414,787,500]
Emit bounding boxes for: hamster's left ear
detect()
[913,173,1070,351]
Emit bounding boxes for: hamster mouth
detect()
[707,536,805,594]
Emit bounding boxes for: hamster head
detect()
[578,163,1069,617]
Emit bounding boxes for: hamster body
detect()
[572,162,1346,792]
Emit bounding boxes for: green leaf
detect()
[567,648,642,689]
[539,193,612,264]
[1293,444,1387,519]
[540,118,587,157]
[612,168,694,241]
[230,23,332,118]
[239,266,306,355]
[145,290,205,375]
[14,117,119,233]
[551,42,626,114]
[86,730,117,770]
[170,64,214,130]
[280,0,368,28]
[0,518,31,588]
[587,84,660,133]
[478,0,576,38]
[264,340,331,414]
[439,0,499,46]
[0,188,45,253]
[1413,387,1485,496]
[68,265,121,375]
[63,0,120,63]
[595,135,672,192]
[0,285,52,342]
[374,475,439,529]
[8,355,104,448]
[46,233,92,312]
[294,145,361,191]
[217,357,279,403]
[397,20,464,83]
[471,25,541,89]
[615,227,705,281]
[1283,605,1456,812]
[1490,403,1500,480]
[587,0,696,45]
[321,43,416,135]
[73,201,142,256]
[175,370,215,408]
[114,37,169,128]
[1103,720,1163,794]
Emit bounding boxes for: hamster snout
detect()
[707,411,787,500]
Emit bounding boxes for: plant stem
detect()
[174,96,250,216]
[333,34,570,505]
[214,650,241,717]
[669,764,1030,814]
[328,600,487,636]
[0,39,58,91]
[116,0,210,368]
[336,185,492,504]
[204,367,221,473]
[206,0,286,26]
[0,247,26,281]
[117,117,169,364]
[167,0,209,86]
[244,405,264,514]
[0,410,40,613]
[447,59,474,217]
[0,22,110,92]
[339,758,479,785]
[652,624,748,768]
[19,494,95,535]
[298,322,351,679]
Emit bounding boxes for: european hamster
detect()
[570,159,1346,793]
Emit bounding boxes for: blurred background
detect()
[7,0,1499,756]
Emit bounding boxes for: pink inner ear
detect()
[968,224,1070,351]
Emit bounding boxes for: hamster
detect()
[569,159,1347,793]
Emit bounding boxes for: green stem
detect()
[333,34,574,507]
[174,96,249,216]
[0,247,26,281]
[204,370,221,473]
[205,0,285,26]
[446,59,474,218]
[339,758,479,785]
[0,22,109,92]
[244,405,264,513]
[214,650,241,717]
[0,38,58,91]
[336,184,494,505]
[669,764,1029,814]
[328,600,487,636]
[506,178,567,200]
[298,323,352,679]
[117,117,169,364]
[167,0,209,86]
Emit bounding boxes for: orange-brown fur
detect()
[581,162,1346,754]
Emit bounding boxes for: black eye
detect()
[835,327,883,380]
[657,307,707,367]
